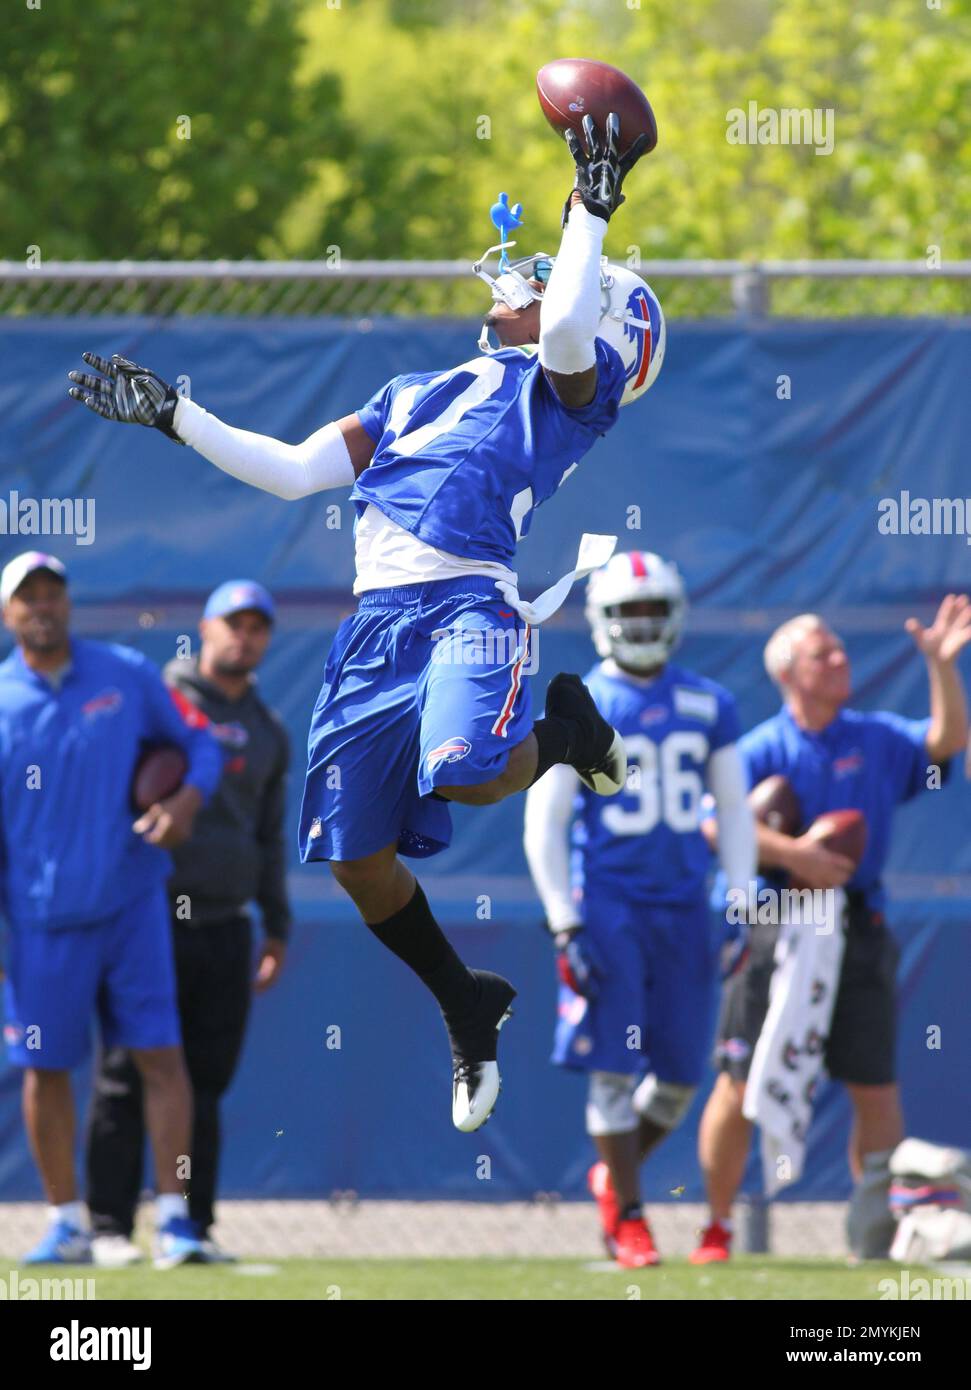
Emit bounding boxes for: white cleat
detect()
[446,971,516,1133]
[91,1234,144,1268]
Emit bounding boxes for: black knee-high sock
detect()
[530,715,573,785]
[365,883,478,1019]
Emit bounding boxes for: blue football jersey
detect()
[736,705,932,909]
[351,341,626,567]
[572,661,741,904]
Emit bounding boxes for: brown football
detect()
[748,775,802,835]
[803,808,868,869]
[131,744,188,814]
[536,58,658,157]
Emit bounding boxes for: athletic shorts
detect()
[716,901,900,1086]
[552,892,719,1083]
[2,884,181,1070]
[299,575,533,863]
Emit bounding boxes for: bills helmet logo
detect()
[426,736,472,774]
[623,286,656,394]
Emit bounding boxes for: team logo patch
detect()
[308,817,322,841]
[426,736,472,774]
[82,687,123,721]
[833,750,864,778]
[211,721,249,749]
[638,704,669,727]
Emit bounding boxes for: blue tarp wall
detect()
[1,316,970,1203]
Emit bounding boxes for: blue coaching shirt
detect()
[739,705,933,910]
[572,661,741,905]
[351,341,627,567]
[0,638,223,930]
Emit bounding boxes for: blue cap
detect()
[203,579,275,623]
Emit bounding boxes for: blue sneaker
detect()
[153,1216,205,1270]
[23,1221,92,1265]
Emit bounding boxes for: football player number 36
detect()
[601,732,709,835]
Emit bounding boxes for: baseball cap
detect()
[203,579,275,623]
[0,551,68,606]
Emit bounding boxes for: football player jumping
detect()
[525,552,756,1267]
[68,117,663,1134]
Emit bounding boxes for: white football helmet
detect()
[586,550,686,671]
[473,244,665,405]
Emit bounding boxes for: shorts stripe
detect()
[491,625,531,737]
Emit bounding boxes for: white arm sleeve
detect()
[538,205,608,376]
[523,763,582,932]
[708,743,756,898]
[173,398,356,501]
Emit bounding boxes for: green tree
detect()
[0,0,343,259]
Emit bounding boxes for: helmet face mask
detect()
[587,553,686,671]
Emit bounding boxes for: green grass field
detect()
[20,1256,907,1301]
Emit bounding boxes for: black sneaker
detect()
[444,970,516,1133]
[545,672,627,795]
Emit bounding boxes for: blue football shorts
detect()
[2,883,181,1070]
[299,575,534,863]
[552,890,719,1083]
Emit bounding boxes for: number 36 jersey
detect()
[573,661,741,904]
[350,342,627,568]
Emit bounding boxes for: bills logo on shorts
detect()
[426,736,472,774]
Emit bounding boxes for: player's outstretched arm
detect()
[68,352,374,497]
[541,115,651,409]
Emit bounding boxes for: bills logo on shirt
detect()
[833,750,864,778]
[638,704,669,727]
[426,736,472,773]
[211,721,248,749]
[82,688,123,721]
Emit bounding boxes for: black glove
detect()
[562,113,651,225]
[68,353,185,444]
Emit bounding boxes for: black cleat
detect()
[444,970,517,1132]
[545,672,627,795]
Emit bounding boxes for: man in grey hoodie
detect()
[86,580,292,1264]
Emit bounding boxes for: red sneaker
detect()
[615,1216,662,1268]
[587,1162,620,1257]
[690,1221,732,1264]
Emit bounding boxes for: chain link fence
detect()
[2,260,970,319]
[0,1198,848,1261]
